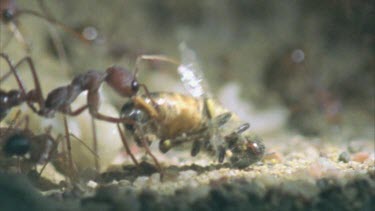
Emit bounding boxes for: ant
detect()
[0,110,97,181]
[0,52,178,172]
[0,53,86,176]
[1,0,90,77]
[0,0,89,49]
[0,53,43,121]
[0,110,63,176]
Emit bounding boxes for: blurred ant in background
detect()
[0,110,62,176]
[0,0,88,48]
[0,110,97,183]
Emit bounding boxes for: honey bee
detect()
[120,43,265,168]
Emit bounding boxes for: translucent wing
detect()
[178,43,227,159]
[177,42,211,98]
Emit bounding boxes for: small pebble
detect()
[352,152,370,163]
[338,151,351,163]
[87,180,98,189]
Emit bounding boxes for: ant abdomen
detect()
[3,132,31,157]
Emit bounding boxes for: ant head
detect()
[105,66,139,97]
[228,135,265,169]
[0,0,17,23]
[1,9,14,22]
[3,133,31,156]
[120,101,149,132]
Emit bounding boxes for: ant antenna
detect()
[13,9,90,44]
[132,55,179,78]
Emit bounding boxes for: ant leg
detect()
[90,110,136,124]
[66,105,89,116]
[0,71,12,84]
[3,110,21,137]
[36,0,71,75]
[38,133,63,177]
[91,117,100,171]
[117,124,139,166]
[0,54,28,94]
[16,8,90,44]
[0,54,45,111]
[62,115,76,179]
[13,113,30,130]
[69,133,99,158]
[139,134,162,172]
[6,109,22,130]
[7,22,31,52]
[132,54,179,76]
[138,83,159,109]
[132,55,179,108]
[0,29,15,51]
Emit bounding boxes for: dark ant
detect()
[0,110,63,176]
[0,110,97,180]
[0,53,43,121]
[0,53,86,176]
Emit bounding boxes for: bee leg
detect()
[235,123,250,134]
[226,123,250,143]
[218,145,226,163]
[214,112,232,127]
[191,140,201,157]
[159,139,172,153]
[117,124,139,166]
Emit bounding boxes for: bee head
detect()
[228,135,265,169]
[120,101,149,132]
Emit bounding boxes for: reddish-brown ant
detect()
[1,52,178,172]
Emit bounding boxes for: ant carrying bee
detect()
[119,43,265,169]
[0,52,177,172]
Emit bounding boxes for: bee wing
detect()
[178,42,211,98]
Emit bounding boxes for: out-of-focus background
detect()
[2,0,373,139]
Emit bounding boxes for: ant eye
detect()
[2,10,14,22]
[131,80,139,92]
